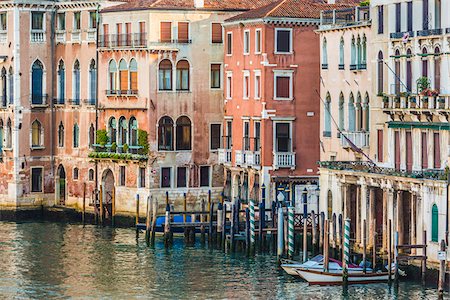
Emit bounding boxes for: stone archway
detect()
[101,169,115,219]
[57,165,66,205]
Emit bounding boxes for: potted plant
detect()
[382,95,389,108]
[111,142,117,153]
[417,76,430,94]
[409,96,417,108]
[95,129,108,151]
[438,97,446,109]
[394,96,400,108]
[123,143,129,153]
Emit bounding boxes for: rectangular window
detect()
[160,21,172,42]
[243,121,250,151]
[210,124,221,150]
[274,73,292,100]
[89,11,97,29]
[177,167,187,188]
[226,73,232,99]
[254,121,261,151]
[406,131,412,171]
[0,13,6,31]
[57,13,65,30]
[422,132,428,169]
[423,0,428,30]
[31,168,43,192]
[200,166,210,187]
[211,64,221,89]
[226,120,232,149]
[377,6,384,34]
[394,131,400,170]
[73,12,81,30]
[243,30,250,54]
[377,129,383,162]
[275,123,290,152]
[73,168,79,180]
[255,29,261,53]
[434,132,440,168]
[139,167,146,188]
[211,23,222,43]
[407,2,413,32]
[275,28,291,53]
[243,72,250,99]
[395,3,401,33]
[178,22,189,43]
[119,166,126,186]
[226,32,232,55]
[161,167,171,188]
[31,12,44,30]
[254,73,261,99]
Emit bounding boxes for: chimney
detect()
[194,0,204,8]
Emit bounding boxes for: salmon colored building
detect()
[220,0,327,209]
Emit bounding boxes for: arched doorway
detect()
[57,165,66,205]
[102,169,115,220]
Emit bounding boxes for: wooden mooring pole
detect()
[324,219,329,272]
[422,230,427,285]
[145,196,151,245]
[201,199,206,244]
[343,218,350,287]
[217,202,223,248]
[388,219,392,284]
[164,202,173,247]
[99,185,103,225]
[249,199,255,254]
[150,197,157,246]
[372,218,376,272]
[302,213,307,263]
[438,239,446,298]
[82,182,86,225]
[363,220,367,273]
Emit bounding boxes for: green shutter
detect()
[432,204,439,242]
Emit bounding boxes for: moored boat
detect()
[296,269,392,285]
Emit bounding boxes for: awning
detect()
[388,121,450,131]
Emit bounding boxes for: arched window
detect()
[363,93,370,131]
[434,47,441,92]
[322,38,328,68]
[176,60,190,91]
[422,48,428,77]
[73,167,79,180]
[350,36,356,66]
[58,122,64,147]
[129,117,137,146]
[348,93,355,132]
[324,93,331,136]
[89,59,96,104]
[356,36,361,66]
[129,58,138,93]
[356,92,362,131]
[73,60,80,104]
[109,117,117,144]
[73,123,79,148]
[31,60,44,105]
[31,120,43,147]
[57,60,65,104]
[361,35,367,67]
[108,60,117,93]
[394,49,401,94]
[339,93,345,131]
[159,59,172,91]
[118,116,127,146]
[176,116,192,150]
[432,204,439,242]
[88,169,94,181]
[6,118,11,148]
[89,123,95,148]
[8,67,13,105]
[1,67,6,107]
[158,116,173,151]
[406,49,412,91]
[339,38,344,68]
[0,119,3,151]
[377,51,384,94]
[119,59,128,94]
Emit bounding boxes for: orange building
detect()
[220,0,326,209]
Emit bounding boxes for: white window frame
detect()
[30,11,46,43]
[242,119,250,151]
[73,11,81,31]
[30,166,44,193]
[119,165,126,186]
[138,166,146,188]
[274,28,293,54]
[210,22,223,44]
[273,70,294,101]
[209,122,222,151]
[199,165,212,187]
[210,62,222,90]
[226,71,232,99]
[254,120,261,151]
[160,166,173,188]
[176,21,190,43]
[243,29,250,55]
[0,12,7,32]
[73,167,79,181]
[254,70,261,100]
[243,70,250,99]
[273,120,293,153]
[226,32,233,56]
[255,28,262,54]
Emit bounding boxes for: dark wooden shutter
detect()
[160,22,171,42]
[116,23,122,46]
[423,0,429,30]
[212,23,222,43]
[120,70,128,91]
[377,129,383,162]
[395,131,400,170]
[130,72,138,91]
[395,3,401,32]
[434,132,441,168]
[407,2,413,31]
[178,22,189,42]
[378,6,384,34]
[422,132,428,169]
[406,131,412,171]
[276,76,290,98]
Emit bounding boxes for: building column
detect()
[369,187,376,248]
[396,190,404,245]
[358,183,368,247]
[411,192,417,253]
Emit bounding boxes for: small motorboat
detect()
[281,255,372,277]
[296,268,392,285]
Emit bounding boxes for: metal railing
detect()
[105,90,137,96]
[31,94,48,105]
[417,28,442,37]
[382,94,450,110]
[340,131,369,148]
[99,33,147,48]
[273,152,295,169]
[0,30,6,43]
[218,148,232,164]
[390,31,414,39]
[53,98,65,105]
[320,6,370,27]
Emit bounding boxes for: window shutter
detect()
[160,22,171,42]
[434,132,440,168]
[394,131,400,170]
[276,76,290,98]
[178,22,189,42]
[377,129,383,162]
[130,72,138,91]
[211,23,222,43]
[421,132,428,168]
[406,131,412,171]
[120,70,128,91]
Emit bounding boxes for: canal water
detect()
[0,221,443,299]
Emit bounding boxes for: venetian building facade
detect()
[94,0,276,215]
[220,0,324,210]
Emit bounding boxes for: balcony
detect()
[235,150,246,166]
[381,93,450,112]
[350,64,357,71]
[0,30,7,43]
[31,30,45,43]
[30,94,48,106]
[417,28,442,37]
[273,152,295,169]
[320,6,370,29]
[159,39,192,44]
[390,31,414,39]
[446,28,450,34]
[340,131,369,148]
[218,148,232,164]
[106,90,138,97]
[87,29,96,42]
[55,30,65,43]
[84,99,96,106]
[338,64,345,70]
[53,98,65,105]
[246,151,261,168]
[90,144,147,161]
[69,99,81,106]
[358,63,367,70]
[99,33,147,48]
[321,64,328,70]
[71,30,81,43]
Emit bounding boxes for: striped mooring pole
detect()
[288,206,295,259]
[277,204,284,262]
[249,199,255,253]
[343,218,350,285]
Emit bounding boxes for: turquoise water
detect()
[0,221,443,299]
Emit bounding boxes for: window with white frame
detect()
[273,70,293,100]
[254,71,261,99]
[31,167,43,193]
[210,123,221,150]
[255,29,261,53]
[0,13,6,31]
[243,30,250,54]
[210,64,221,89]
[31,12,44,30]
[119,165,126,186]
[89,11,97,29]
[139,167,146,188]
[226,72,232,99]
[73,12,81,31]
[275,122,292,153]
[226,32,232,55]
[243,71,250,99]
[275,28,292,53]
[176,166,187,188]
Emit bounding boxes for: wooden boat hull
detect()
[296,269,392,286]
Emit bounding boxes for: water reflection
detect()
[0,222,442,299]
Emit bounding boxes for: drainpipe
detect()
[50,9,55,177]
